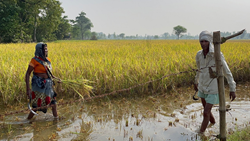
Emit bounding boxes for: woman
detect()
[25,42,61,119]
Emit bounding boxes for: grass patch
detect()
[228,126,250,141]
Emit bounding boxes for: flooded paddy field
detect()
[1,83,250,141]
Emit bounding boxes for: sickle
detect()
[193,91,199,101]
[28,95,38,115]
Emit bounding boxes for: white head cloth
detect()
[199,31,213,42]
[199,31,214,53]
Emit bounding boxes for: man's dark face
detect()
[200,40,209,51]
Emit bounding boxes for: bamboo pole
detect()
[221,29,245,44]
[213,31,226,141]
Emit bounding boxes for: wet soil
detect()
[1,83,250,141]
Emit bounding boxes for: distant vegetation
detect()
[0,0,95,43]
[97,30,250,40]
[1,0,249,43]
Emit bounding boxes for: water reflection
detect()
[0,83,250,141]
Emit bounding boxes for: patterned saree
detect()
[30,43,56,113]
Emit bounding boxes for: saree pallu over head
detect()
[33,42,53,74]
[35,42,48,62]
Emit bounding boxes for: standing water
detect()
[1,83,250,141]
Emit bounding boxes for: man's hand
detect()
[230,92,236,101]
[194,83,198,92]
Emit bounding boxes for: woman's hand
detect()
[25,65,34,99]
[53,76,62,83]
[27,89,32,98]
[57,78,62,83]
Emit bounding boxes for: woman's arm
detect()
[25,65,34,96]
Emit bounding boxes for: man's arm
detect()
[221,53,236,101]
[194,53,200,91]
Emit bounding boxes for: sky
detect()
[59,0,250,36]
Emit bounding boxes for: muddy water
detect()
[1,83,250,141]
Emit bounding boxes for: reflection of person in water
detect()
[25,43,61,119]
[194,31,236,134]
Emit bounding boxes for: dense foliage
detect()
[0,0,94,43]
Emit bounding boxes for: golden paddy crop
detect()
[0,40,250,103]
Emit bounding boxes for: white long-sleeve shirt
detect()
[195,45,236,94]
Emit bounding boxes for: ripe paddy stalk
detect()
[0,40,250,103]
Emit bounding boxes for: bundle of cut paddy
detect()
[60,79,94,99]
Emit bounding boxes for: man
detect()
[194,31,236,133]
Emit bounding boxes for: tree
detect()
[90,32,97,40]
[173,25,187,40]
[70,20,80,39]
[0,0,20,42]
[163,32,169,39]
[0,0,64,43]
[154,35,159,39]
[75,12,93,40]
[108,34,111,39]
[82,30,91,39]
[35,0,64,41]
[119,33,125,39]
[55,16,71,40]
[15,0,64,42]
[113,32,116,39]
[97,32,106,39]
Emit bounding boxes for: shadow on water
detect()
[1,82,250,141]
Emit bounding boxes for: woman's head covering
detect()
[199,31,214,53]
[35,42,48,62]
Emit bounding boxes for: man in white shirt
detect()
[194,31,236,133]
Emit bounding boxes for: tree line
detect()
[1,1,249,43]
[0,0,96,43]
[95,30,250,40]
